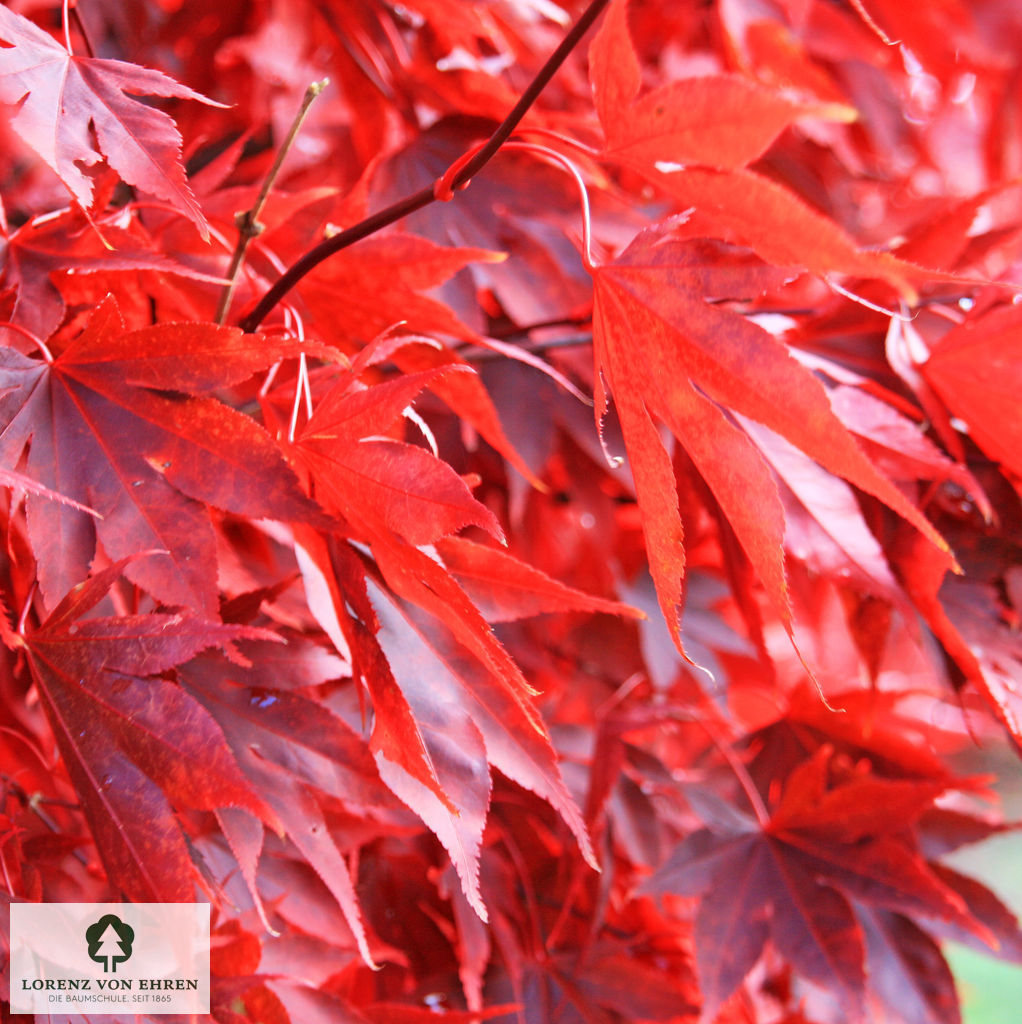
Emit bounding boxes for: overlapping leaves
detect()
[0,0,1020,1022]
[0,5,219,234]
[0,297,322,613]
[644,745,999,1023]
[285,362,637,915]
[589,230,946,656]
[1,560,277,902]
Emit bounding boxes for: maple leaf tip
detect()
[580,835,602,873]
[798,651,847,714]
[949,548,964,574]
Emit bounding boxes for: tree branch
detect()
[216,79,328,324]
[239,0,611,333]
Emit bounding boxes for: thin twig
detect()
[2,775,90,865]
[216,79,329,325]
[239,0,612,333]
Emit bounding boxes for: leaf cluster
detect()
[1,1,1021,1022]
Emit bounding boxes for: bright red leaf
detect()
[590,230,944,652]
[590,0,855,173]
[922,304,1022,479]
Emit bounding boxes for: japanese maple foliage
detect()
[1,0,1021,1021]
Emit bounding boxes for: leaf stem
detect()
[61,0,73,54]
[699,719,771,828]
[239,0,612,333]
[501,141,596,269]
[0,322,54,363]
[2,774,90,866]
[17,581,37,635]
[217,79,329,326]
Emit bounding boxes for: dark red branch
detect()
[239,0,611,333]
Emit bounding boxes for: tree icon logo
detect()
[85,914,135,973]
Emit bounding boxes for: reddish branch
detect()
[238,0,611,333]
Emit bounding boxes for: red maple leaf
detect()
[1,559,277,901]
[589,230,944,654]
[590,0,855,173]
[0,296,324,612]
[644,746,991,1022]
[0,5,221,234]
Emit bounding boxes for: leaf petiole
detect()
[61,0,73,54]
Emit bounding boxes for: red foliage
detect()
[1,0,1021,1021]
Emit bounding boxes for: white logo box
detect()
[10,903,210,1015]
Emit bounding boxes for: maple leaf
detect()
[589,231,944,652]
[644,747,989,1022]
[589,0,856,174]
[0,296,326,613]
[0,5,222,235]
[292,527,602,918]
[1,559,277,902]
[286,349,620,916]
[292,365,504,547]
